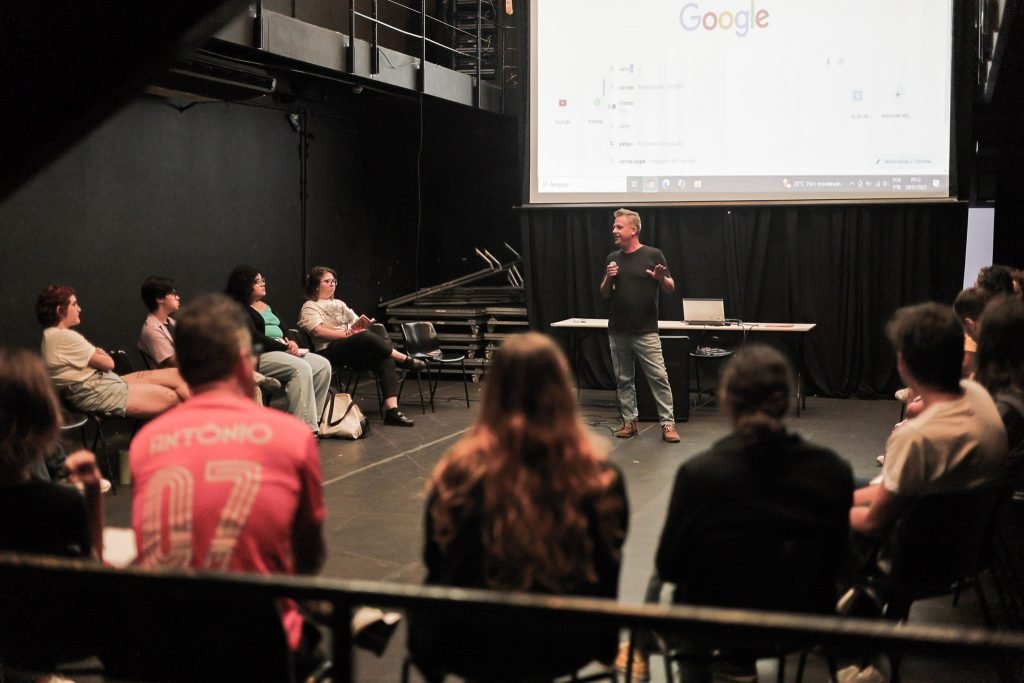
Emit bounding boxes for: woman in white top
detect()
[298,266,424,427]
[37,285,189,418]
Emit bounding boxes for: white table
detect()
[550,318,817,416]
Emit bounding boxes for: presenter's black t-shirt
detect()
[606,245,669,334]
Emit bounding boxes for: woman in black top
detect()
[0,348,104,559]
[409,332,629,680]
[225,265,332,433]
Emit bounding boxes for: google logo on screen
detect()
[679,2,771,37]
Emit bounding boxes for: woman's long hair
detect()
[429,333,620,592]
[976,295,1024,396]
[0,349,61,477]
[718,344,793,443]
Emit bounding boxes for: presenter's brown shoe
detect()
[662,424,681,443]
[614,420,638,438]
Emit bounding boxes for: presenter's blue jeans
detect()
[608,332,675,425]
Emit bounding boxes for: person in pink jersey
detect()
[129,293,325,670]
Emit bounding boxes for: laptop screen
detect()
[682,298,725,324]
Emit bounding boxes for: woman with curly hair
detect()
[37,285,188,418]
[408,332,629,680]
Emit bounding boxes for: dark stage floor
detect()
[98,384,1005,682]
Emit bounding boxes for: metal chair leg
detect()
[460,358,470,408]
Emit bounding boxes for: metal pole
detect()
[371,0,379,74]
[298,108,309,275]
[254,0,263,49]
[420,0,427,92]
[348,0,356,74]
[476,0,482,107]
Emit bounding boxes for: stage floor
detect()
[100,384,1003,682]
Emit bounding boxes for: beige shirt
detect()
[298,299,358,351]
[882,379,1008,497]
[42,327,99,388]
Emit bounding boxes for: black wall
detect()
[0,90,519,356]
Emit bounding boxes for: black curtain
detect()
[523,203,968,398]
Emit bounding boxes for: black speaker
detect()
[636,336,689,422]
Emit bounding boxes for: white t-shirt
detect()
[41,327,99,388]
[298,299,358,351]
[882,379,1008,497]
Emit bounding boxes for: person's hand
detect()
[352,315,373,331]
[66,450,101,491]
[285,339,301,355]
[606,261,619,279]
[646,264,667,281]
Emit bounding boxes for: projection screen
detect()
[529,0,955,204]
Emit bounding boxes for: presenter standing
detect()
[599,208,680,443]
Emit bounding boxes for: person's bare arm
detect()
[647,264,675,294]
[158,354,179,368]
[850,483,907,538]
[88,348,115,371]
[310,324,363,341]
[66,450,104,562]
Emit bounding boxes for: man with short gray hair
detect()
[130,293,326,671]
[599,208,680,443]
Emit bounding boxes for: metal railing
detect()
[2,553,1024,681]
[347,0,502,107]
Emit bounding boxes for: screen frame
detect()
[520,0,973,209]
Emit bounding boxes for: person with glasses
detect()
[226,265,332,435]
[299,266,425,427]
[138,276,182,369]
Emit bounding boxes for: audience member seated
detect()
[653,344,852,682]
[137,276,281,403]
[0,348,106,679]
[298,265,424,427]
[137,276,181,369]
[879,292,992,469]
[226,265,331,433]
[408,332,629,681]
[976,264,1016,297]
[975,295,1024,488]
[952,286,994,379]
[37,285,188,419]
[0,348,104,560]
[850,303,1007,540]
[129,293,327,678]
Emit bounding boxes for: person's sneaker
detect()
[613,641,650,681]
[876,453,885,466]
[614,420,638,438]
[894,387,910,402]
[662,424,681,443]
[352,607,402,656]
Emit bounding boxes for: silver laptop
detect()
[683,298,726,325]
